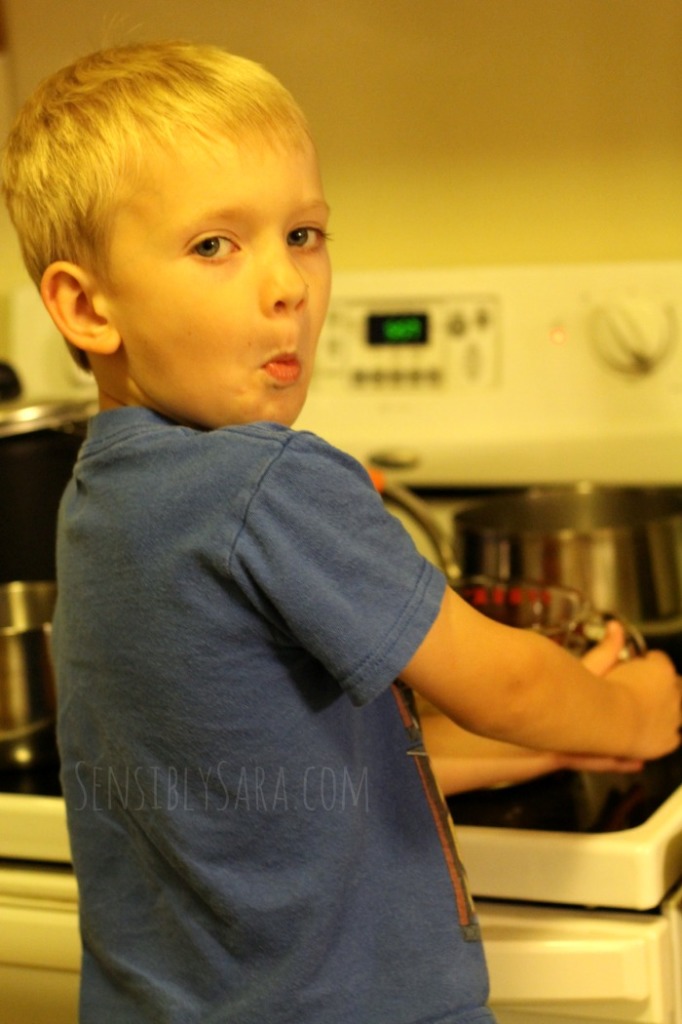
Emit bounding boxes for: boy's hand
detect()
[583,617,681,762]
[585,616,682,760]
[565,621,644,772]
[602,650,682,761]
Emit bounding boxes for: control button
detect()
[448,314,467,337]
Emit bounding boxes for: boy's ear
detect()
[40,261,121,355]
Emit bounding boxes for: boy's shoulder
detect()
[83,407,367,485]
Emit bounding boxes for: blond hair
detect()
[2,39,312,295]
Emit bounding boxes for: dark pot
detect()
[0,400,91,583]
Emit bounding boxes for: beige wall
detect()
[1,0,681,283]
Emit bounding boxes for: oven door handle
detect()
[483,926,666,1004]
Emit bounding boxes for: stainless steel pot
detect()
[0,581,58,769]
[454,487,682,627]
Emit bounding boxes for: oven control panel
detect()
[297,262,682,486]
[311,295,500,391]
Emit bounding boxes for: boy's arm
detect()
[400,586,681,763]
[422,714,645,795]
[421,622,645,794]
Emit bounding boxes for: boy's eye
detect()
[287,227,328,250]
[193,236,233,259]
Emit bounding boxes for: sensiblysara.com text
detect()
[72,761,370,813]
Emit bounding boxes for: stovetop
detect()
[4,747,681,832]
[448,747,682,834]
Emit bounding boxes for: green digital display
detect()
[367,313,428,345]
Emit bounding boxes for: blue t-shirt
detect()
[53,407,495,1024]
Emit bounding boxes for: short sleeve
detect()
[228,431,445,705]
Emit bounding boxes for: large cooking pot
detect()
[0,398,93,583]
[454,487,682,627]
[0,580,58,769]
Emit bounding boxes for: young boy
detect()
[3,41,679,1024]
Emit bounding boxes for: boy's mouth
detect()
[262,353,302,384]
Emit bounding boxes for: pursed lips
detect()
[262,352,302,384]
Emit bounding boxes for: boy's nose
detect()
[260,252,308,315]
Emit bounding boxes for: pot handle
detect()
[368,468,461,584]
[581,612,648,661]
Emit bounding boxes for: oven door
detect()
[0,863,80,1024]
[478,898,679,1024]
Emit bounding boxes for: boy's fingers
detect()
[581,619,626,676]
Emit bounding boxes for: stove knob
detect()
[589,298,676,376]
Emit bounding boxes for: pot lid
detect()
[0,397,97,439]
